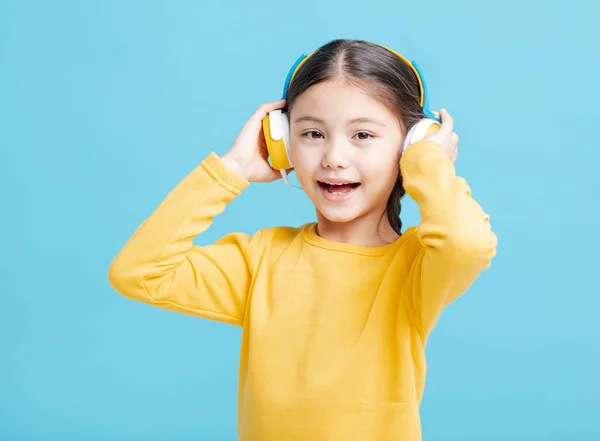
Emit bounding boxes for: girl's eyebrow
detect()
[348,117,387,127]
[293,116,387,127]
[294,116,326,125]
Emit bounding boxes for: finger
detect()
[253,99,287,121]
[451,132,459,146]
[439,109,454,134]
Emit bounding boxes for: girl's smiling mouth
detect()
[317,180,361,201]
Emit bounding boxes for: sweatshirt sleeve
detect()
[107,152,258,327]
[400,140,498,338]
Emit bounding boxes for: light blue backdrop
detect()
[2,0,598,440]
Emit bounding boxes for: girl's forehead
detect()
[291,81,397,123]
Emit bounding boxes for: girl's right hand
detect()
[221,99,289,183]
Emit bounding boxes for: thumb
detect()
[438,109,454,134]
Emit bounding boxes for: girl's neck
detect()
[314,211,400,248]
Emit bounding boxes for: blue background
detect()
[2,0,599,439]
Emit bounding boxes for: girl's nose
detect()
[321,139,351,169]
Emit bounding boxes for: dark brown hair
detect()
[284,39,425,235]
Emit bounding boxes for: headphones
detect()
[262,44,442,184]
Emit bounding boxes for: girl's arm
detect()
[400,138,498,339]
[108,152,258,327]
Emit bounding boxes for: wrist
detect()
[220,153,249,181]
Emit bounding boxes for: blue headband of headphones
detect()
[281,52,440,122]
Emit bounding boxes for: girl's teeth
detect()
[321,182,358,193]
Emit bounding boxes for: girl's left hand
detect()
[423,109,459,163]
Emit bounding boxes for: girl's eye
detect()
[354,132,374,140]
[303,131,323,139]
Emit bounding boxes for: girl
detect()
[108,39,497,441]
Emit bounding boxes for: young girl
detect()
[108,39,497,441]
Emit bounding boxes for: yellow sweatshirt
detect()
[108,139,497,441]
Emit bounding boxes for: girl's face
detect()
[289,80,404,227]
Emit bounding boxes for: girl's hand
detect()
[221,99,290,183]
[423,109,459,163]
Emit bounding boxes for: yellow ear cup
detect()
[262,113,292,170]
[402,118,441,152]
[424,123,440,137]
